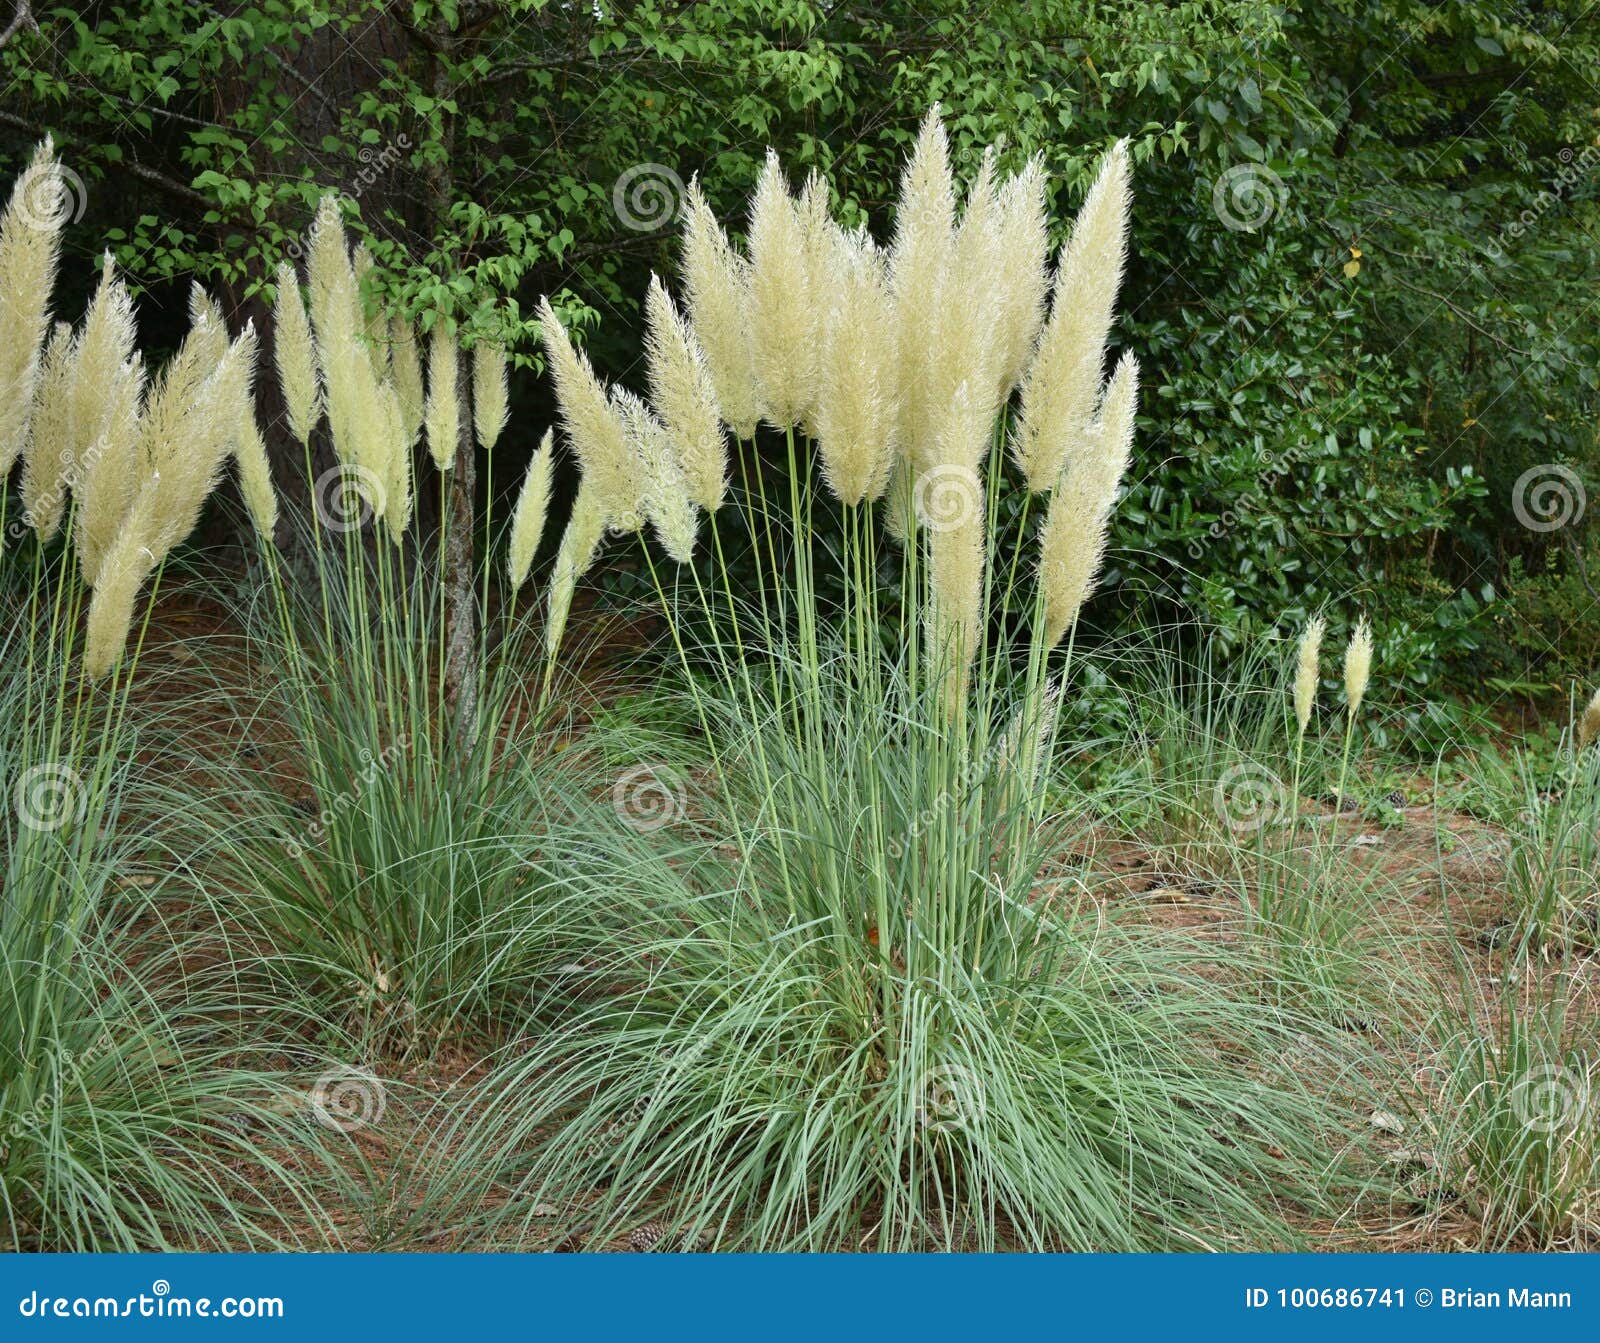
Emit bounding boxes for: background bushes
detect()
[5,0,1597,719]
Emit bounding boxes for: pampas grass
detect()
[273,260,321,445]
[537,296,639,528]
[644,274,726,512]
[0,138,66,476]
[680,178,759,440]
[17,320,73,540]
[746,151,817,431]
[472,340,509,452]
[814,229,897,507]
[1010,140,1131,493]
[1580,685,1600,752]
[506,428,553,593]
[424,321,461,474]
[1036,351,1138,648]
[1335,617,1373,814]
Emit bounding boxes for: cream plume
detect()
[305,198,366,467]
[1293,615,1324,734]
[1010,139,1131,492]
[234,405,278,542]
[814,230,897,506]
[389,317,424,445]
[614,387,698,562]
[887,107,956,477]
[507,428,554,592]
[537,295,638,527]
[18,322,74,541]
[1578,686,1600,752]
[644,274,726,511]
[379,380,411,543]
[424,320,461,471]
[680,179,759,439]
[64,258,145,572]
[85,325,258,675]
[544,485,608,666]
[1036,352,1137,647]
[472,339,509,451]
[273,261,321,445]
[746,150,815,429]
[0,138,67,475]
[1343,619,1373,715]
[993,157,1050,400]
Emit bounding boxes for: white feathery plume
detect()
[644,273,727,511]
[1010,139,1131,492]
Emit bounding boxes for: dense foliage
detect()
[4,0,1597,716]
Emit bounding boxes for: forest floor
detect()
[117,592,1600,1254]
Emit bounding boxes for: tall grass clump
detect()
[1498,686,1600,955]
[452,109,1372,1250]
[0,141,361,1249]
[203,199,693,1054]
[1422,970,1598,1248]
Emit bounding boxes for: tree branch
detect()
[0,0,36,49]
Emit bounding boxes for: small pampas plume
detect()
[544,485,608,665]
[69,265,145,585]
[72,357,142,582]
[389,318,424,445]
[472,339,509,451]
[0,138,68,476]
[1036,352,1137,648]
[614,387,698,562]
[18,321,74,540]
[993,157,1050,399]
[424,320,461,471]
[644,274,726,511]
[1010,139,1132,492]
[680,179,759,439]
[927,508,984,716]
[1342,619,1373,715]
[1578,686,1600,752]
[746,150,815,430]
[233,406,278,542]
[378,381,411,543]
[273,261,321,445]
[85,326,258,677]
[537,295,639,526]
[1293,615,1325,735]
[351,242,387,357]
[84,518,159,680]
[188,284,229,365]
[887,105,956,477]
[814,230,897,506]
[507,428,554,592]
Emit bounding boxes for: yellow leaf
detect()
[1343,258,1361,278]
[1349,246,1363,258]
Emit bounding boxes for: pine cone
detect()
[628,1221,666,1253]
